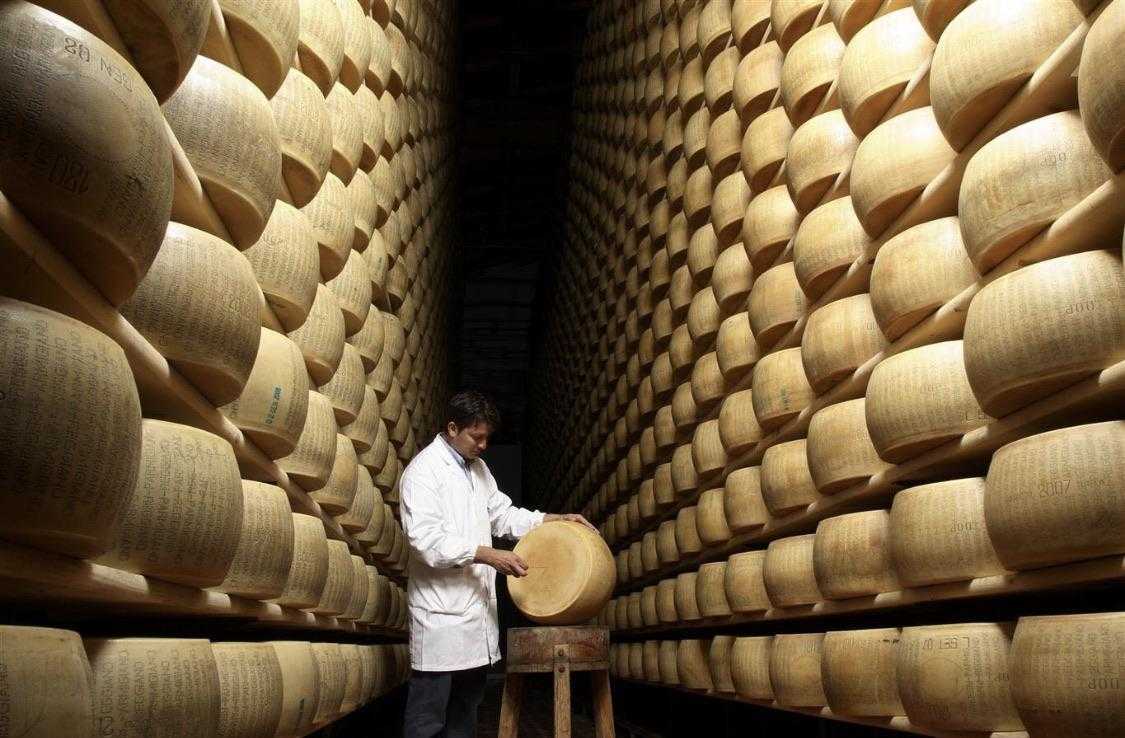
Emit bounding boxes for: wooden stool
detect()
[499,626,615,738]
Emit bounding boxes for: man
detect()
[400,390,596,738]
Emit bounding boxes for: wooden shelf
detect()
[613,553,1125,636]
[0,539,406,639]
[615,358,1125,592]
[614,678,1028,738]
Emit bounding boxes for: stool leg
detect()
[498,674,525,738]
[590,670,615,738]
[554,659,571,738]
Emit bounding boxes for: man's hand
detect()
[474,546,529,577]
[545,512,599,533]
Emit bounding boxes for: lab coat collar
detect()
[435,434,477,470]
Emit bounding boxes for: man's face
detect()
[445,421,491,460]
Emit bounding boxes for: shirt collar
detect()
[437,434,474,469]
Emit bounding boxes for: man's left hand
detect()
[545,513,599,533]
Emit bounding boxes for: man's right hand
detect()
[474,546,529,577]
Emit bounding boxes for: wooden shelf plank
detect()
[615,678,1028,738]
[0,539,405,638]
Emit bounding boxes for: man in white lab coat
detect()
[400,390,595,738]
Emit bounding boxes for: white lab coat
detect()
[400,435,544,671]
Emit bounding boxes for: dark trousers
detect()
[403,666,489,738]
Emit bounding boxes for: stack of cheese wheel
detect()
[212,642,285,737]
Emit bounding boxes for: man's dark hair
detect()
[445,390,501,431]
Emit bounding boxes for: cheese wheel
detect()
[984,421,1125,571]
[965,250,1124,416]
[699,0,733,65]
[678,639,714,690]
[1079,0,1125,172]
[288,284,346,384]
[320,343,366,427]
[303,174,356,280]
[850,106,956,237]
[296,0,345,95]
[865,340,991,463]
[770,633,827,707]
[931,0,1083,150]
[751,348,814,431]
[1010,612,1125,737]
[313,538,354,615]
[508,521,616,625]
[325,83,364,183]
[897,623,1023,731]
[278,391,337,491]
[164,55,281,247]
[807,399,892,494]
[961,113,1113,275]
[913,0,972,41]
[338,465,377,532]
[121,223,260,405]
[642,640,661,681]
[0,299,142,557]
[218,481,295,600]
[339,554,369,620]
[732,0,771,51]
[733,41,783,124]
[361,566,390,625]
[272,513,330,609]
[270,69,332,208]
[839,9,934,137]
[213,642,284,738]
[696,487,732,547]
[770,0,824,51]
[724,550,770,613]
[827,0,888,41]
[822,628,905,716]
[780,24,845,126]
[730,636,774,699]
[683,166,714,229]
[687,286,721,349]
[674,572,703,621]
[0,3,173,305]
[711,173,752,248]
[335,0,372,92]
[627,641,645,680]
[656,578,679,624]
[706,110,742,183]
[813,510,900,599]
[658,641,680,685]
[657,520,681,565]
[85,638,220,737]
[763,534,823,607]
[310,644,346,722]
[627,591,644,630]
[716,390,761,460]
[793,196,871,300]
[889,478,1006,586]
[641,586,660,626]
[801,294,887,394]
[312,434,359,515]
[724,467,769,532]
[642,530,660,573]
[696,561,732,617]
[328,251,373,336]
[709,636,736,692]
[691,419,726,482]
[869,216,977,340]
[749,263,806,352]
[628,541,645,582]
[0,626,95,737]
[676,505,704,556]
[96,420,242,587]
[741,107,793,193]
[244,201,321,331]
[215,0,300,98]
[223,329,311,458]
[269,641,319,738]
[716,315,758,388]
[760,439,818,516]
[787,110,858,213]
[350,306,387,373]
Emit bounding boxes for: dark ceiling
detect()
[452,0,593,442]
